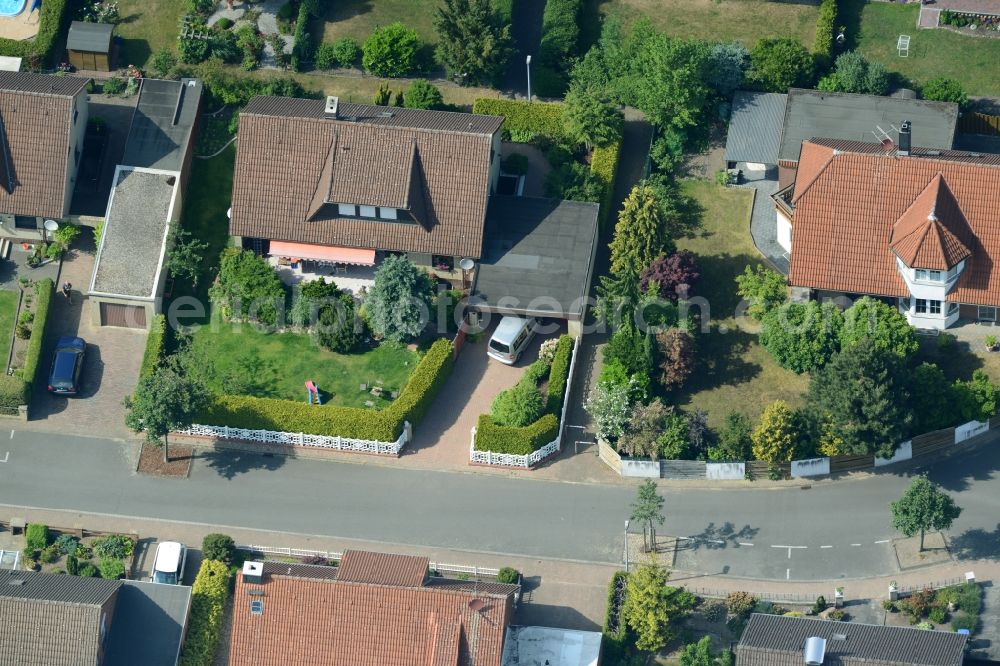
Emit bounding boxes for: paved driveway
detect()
[29,239,146,439]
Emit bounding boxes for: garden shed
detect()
[66,21,113,71]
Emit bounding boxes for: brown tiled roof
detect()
[228,553,517,666]
[889,174,973,269]
[230,97,502,258]
[336,549,428,587]
[0,73,86,219]
[787,140,1000,305]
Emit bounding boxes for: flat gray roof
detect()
[104,580,191,666]
[778,88,958,162]
[122,78,202,171]
[725,91,787,164]
[0,570,118,605]
[67,21,112,53]
[90,167,176,299]
[473,197,599,320]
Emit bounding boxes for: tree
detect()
[748,38,815,92]
[708,42,750,97]
[680,636,732,666]
[759,301,843,373]
[908,362,956,433]
[166,227,209,287]
[291,279,361,353]
[150,48,177,78]
[630,479,665,553]
[840,297,919,360]
[658,410,691,460]
[362,22,421,77]
[201,533,235,563]
[621,559,695,652]
[709,411,753,461]
[609,184,673,281]
[585,379,640,442]
[655,328,694,390]
[808,338,911,458]
[562,85,623,150]
[403,79,445,110]
[751,400,798,463]
[365,255,434,342]
[819,50,889,96]
[433,0,513,85]
[735,265,787,321]
[209,248,285,326]
[891,475,962,551]
[620,400,670,460]
[687,409,710,460]
[953,369,1000,423]
[640,251,700,302]
[922,77,968,108]
[123,366,207,463]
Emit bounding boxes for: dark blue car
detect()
[48,336,86,395]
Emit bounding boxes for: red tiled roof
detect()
[336,550,428,587]
[787,141,1000,305]
[228,555,517,666]
[230,97,501,259]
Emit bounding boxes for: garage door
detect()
[100,303,146,328]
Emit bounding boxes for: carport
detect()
[470,197,599,337]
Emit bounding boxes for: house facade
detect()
[0,72,89,241]
[774,130,1000,330]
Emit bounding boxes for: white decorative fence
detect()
[469,336,581,468]
[176,421,410,456]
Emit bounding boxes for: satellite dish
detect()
[468,599,486,612]
[459,257,475,272]
[880,138,895,151]
[43,219,59,232]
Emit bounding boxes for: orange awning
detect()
[269,241,375,266]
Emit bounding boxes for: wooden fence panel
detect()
[747,461,790,479]
[660,460,707,480]
[911,428,955,457]
[958,112,1000,136]
[598,440,622,475]
[829,455,875,474]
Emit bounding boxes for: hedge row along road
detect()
[3,428,1000,582]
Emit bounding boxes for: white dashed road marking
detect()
[851,543,862,547]
[738,542,754,547]
[820,545,833,549]
[786,568,790,580]
[875,539,890,544]
[0,452,9,463]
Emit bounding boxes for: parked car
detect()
[150,541,187,585]
[47,336,86,395]
[487,316,538,365]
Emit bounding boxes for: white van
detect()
[488,316,538,365]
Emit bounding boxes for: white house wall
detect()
[776,210,792,254]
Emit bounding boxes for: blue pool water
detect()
[0,0,25,18]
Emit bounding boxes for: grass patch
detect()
[673,179,809,428]
[313,0,441,46]
[114,0,186,68]
[597,0,818,46]
[292,71,493,108]
[195,109,235,156]
[0,290,17,368]
[188,314,420,408]
[850,0,1000,96]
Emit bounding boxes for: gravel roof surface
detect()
[91,168,175,298]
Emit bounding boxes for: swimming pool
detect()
[0,0,25,18]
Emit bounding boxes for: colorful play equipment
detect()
[305,380,322,405]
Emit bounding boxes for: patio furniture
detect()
[359,383,367,391]
[897,34,910,57]
[335,263,347,274]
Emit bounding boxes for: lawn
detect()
[114,0,186,68]
[189,314,420,407]
[848,0,1000,96]
[0,290,18,367]
[312,0,441,46]
[595,0,818,47]
[673,179,809,429]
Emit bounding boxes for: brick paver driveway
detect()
[29,238,146,439]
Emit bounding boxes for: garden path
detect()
[208,0,292,69]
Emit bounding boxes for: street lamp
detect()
[526,55,532,103]
[624,519,630,573]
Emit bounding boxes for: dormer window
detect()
[359,205,377,218]
[338,204,356,216]
[915,269,943,283]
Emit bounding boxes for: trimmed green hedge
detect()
[0,0,71,64]
[21,279,53,394]
[473,98,566,142]
[178,559,231,666]
[475,412,559,455]
[602,571,630,662]
[0,376,28,415]
[139,315,169,380]
[591,138,622,227]
[537,0,581,95]
[198,338,454,441]
[813,0,837,61]
[545,335,574,413]
[493,0,514,23]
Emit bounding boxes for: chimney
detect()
[242,561,264,585]
[898,120,911,156]
[804,637,827,666]
[325,95,339,118]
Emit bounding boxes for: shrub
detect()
[362,22,421,77]
[473,98,566,142]
[474,412,559,455]
[92,534,134,560]
[140,315,169,379]
[497,567,519,584]
[954,582,982,616]
[330,37,361,68]
[0,376,28,415]
[545,336,574,413]
[538,0,581,93]
[404,79,445,110]
[828,609,847,621]
[491,384,545,427]
[883,599,896,611]
[300,555,329,565]
[99,557,125,580]
[951,612,976,633]
[704,601,725,623]
[78,563,99,577]
[25,524,49,552]
[922,77,968,108]
[179,38,210,65]
[39,544,60,564]
[201,533,235,564]
[812,595,827,614]
[215,17,234,31]
[748,38,815,92]
[275,1,295,32]
[725,591,757,618]
[591,138,622,228]
[55,534,79,555]
[198,338,454,441]
[928,606,948,623]
[813,0,837,60]
[209,248,284,326]
[290,1,314,71]
[66,554,79,575]
[179,560,232,666]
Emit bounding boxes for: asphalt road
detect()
[2,429,999,581]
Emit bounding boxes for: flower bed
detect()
[940,10,1000,32]
[20,524,137,580]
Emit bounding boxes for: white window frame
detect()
[929,300,942,315]
[979,305,997,322]
[915,299,927,314]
